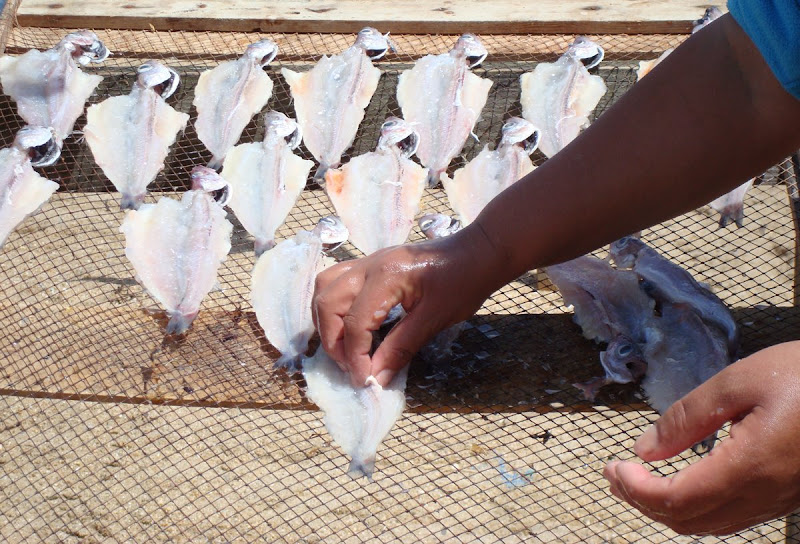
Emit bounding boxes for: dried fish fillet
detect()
[222,111,313,255]
[282,28,390,179]
[85,61,189,210]
[442,117,538,225]
[0,31,108,158]
[121,167,233,335]
[194,40,278,169]
[0,127,60,249]
[251,217,348,372]
[397,33,493,187]
[520,37,606,158]
[303,346,408,480]
[325,117,426,255]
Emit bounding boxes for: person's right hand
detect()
[312,223,505,387]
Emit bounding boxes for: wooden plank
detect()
[16,0,720,34]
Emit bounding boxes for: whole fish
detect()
[0,31,108,159]
[707,178,753,228]
[250,216,348,372]
[0,126,60,249]
[520,37,606,158]
[194,40,278,169]
[120,166,233,335]
[222,111,313,255]
[303,345,408,480]
[85,61,189,210]
[282,28,390,180]
[609,236,739,356]
[442,117,539,225]
[397,33,493,187]
[325,117,426,256]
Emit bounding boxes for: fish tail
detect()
[347,456,376,480]
[426,170,442,189]
[718,204,745,229]
[119,193,142,211]
[254,238,276,257]
[207,156,223,172]
[166,312,195,335]
[314,163,329,183]
[691,431,718,454]
[274,353,304,373]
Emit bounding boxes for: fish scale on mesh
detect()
[0,16,797,544]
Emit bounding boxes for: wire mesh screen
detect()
[0,9,798,543]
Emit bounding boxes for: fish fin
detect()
[166,313,195,335]
[347,456,376,480]
[254,238,276,257]
[572,377,607,402]
[274,353,304,373]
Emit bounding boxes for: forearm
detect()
[471,14,800,284]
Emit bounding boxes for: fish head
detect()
[58,30,110,65]
[418,213,462,239]
[14,126,61,167]
[264,111,302,149]
[599,335,647,384]
[692,6,723,33]
[500,117,540,155]
[314,216,349,249]
[190,166,231,206]
[377,117,419,158]
[245,39,279,68]
[136,61,181,98]
[608,235,644,268]
[567,36,604,69]
[454,33,488,68]
[354,27,392,60]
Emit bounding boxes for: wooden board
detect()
[16,0,722,34]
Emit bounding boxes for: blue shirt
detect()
[728,0,800,100]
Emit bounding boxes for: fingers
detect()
[372,308,441,387]
[312,261,359,364]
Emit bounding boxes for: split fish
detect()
[282,28,391,180]
[194,40,278,169]
[0,126,60,249]
[707,178,753,228]
[85,61,189,210]
[250,216,349,372]
[397,33,493,188]
[120,166,233,335]
[520,37,606,158]
[442,117,539,225]
[325,117,426,256]
[0,30,108,159]
[222,111,313,255]
[303,345,408,480]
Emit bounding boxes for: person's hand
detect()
[604,341,800,535]
[312,223,505,387]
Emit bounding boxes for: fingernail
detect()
[634,425,658,457]
[375,369,393,387]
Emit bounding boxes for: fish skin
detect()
[303,346,408,480]
[194,40,277,169]
[85,61,189,211]
[222,112,313,255]
[708,178,753,228]
[121,183,233,335]
[397,34,493,188]
[0,128,60,249]
[520,37,606,158]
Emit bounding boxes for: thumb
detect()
[371,308,442,387]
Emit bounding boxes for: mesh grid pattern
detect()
[0,9,798,544]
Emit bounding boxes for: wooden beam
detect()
[16,0,719,34]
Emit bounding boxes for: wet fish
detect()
[0,126,60,249]
[85,61,189,210]
[120,166,233,335]
[442,117,539,225]
[282,28,390,180]
[418,212,462,240]
[194,40,278,169]
[250,216,348,372]
[573,334,648,402]
[303,345,408,480]
[707,178,753,228]
[693,6,724,33]
[636,49,673,81]
[397,33,493,188]
[520,37,606,158]
[222,111,313,255]
[325,117,426,256]
[609,236,739,356]
[0,31,108,159]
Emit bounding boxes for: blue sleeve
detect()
[727,0,800,100]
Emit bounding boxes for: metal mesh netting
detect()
[0,8,798,544]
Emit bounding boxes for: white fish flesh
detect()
[120,167,233,335]
[707,178,753,228]
[442,117,538,225]
[0,127,60,248]
[282,28,390,179]
[325,117,426,255]
[0,31,108,155]
[85,61,189,210]
[303,345,408,479]
[222,111,313,255]
[250,216,348,372]
[397,33,492,187]
[693,6,723,33]
[520,37,606,158]
[636,49,673,81]
[194,40,278,169]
